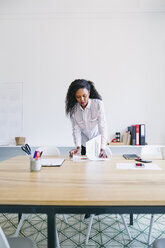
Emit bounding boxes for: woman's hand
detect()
[99,148,107,158]
[69,146,81,158]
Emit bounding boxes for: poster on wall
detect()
[0,82,23,145]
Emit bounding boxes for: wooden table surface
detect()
[0,155,165,206]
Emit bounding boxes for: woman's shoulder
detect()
[90,99,104,111]
[90,98,103,106]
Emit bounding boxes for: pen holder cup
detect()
[30,158,41,172]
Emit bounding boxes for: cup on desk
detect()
[160,147,165,160]
[30,158,41,172]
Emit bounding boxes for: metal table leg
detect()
[18,213,22,221]
[48,210,56,248]
[130,214,133,225]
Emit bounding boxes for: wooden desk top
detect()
[0,155,165,206]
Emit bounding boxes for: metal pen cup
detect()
[30,158,41,172]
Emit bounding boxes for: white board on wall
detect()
[0,82,23,145]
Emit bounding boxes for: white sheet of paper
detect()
[86,135,106,160]
[72,155,88,161]
[116,163,161,170]
[41,158,64,166]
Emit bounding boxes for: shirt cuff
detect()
[101,144,106,150]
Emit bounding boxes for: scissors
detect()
[21,144,31,156]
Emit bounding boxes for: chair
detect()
[84,147,132,244]
[0,226,37,248]
[38,146,60,156]
[141,145,162,160]
[152,238,165,248]
[84,214,132,245]
[141,145,162,245]
[14,146,67,248]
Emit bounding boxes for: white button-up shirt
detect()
[71,99,107,149]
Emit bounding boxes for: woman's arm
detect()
[70,115,81,157]
[69,146,81,157]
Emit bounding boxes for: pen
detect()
[35,151,40,160]
[33,151,37,159]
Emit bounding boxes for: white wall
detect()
[0,0,165,146]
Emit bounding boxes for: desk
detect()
[0,155,165,247]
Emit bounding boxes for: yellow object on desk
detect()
[15,137,26,145]
[108,142,124,146]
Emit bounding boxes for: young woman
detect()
[65,79,108,158]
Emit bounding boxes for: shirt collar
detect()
[79,98,91,111]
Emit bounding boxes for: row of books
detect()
[123,124,145,145]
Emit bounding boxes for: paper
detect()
[41,158,64,167]
[72,155,88,161]
[116,163,162,170]
[86,135,106,160]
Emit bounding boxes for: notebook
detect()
[41,158,65,167]
[123,154,140,160]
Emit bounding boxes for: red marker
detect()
[135,163,145,167]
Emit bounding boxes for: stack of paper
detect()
[86,135,106,161]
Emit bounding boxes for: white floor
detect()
[1,213,165,247]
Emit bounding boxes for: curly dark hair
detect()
[65,79,102,117]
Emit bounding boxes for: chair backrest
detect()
[0,227,10,248]
[38,146,60,156]
[141,145,162,159]
[105,146,112,156]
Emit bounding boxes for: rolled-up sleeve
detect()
[71,115,81,147]
[97,101,108,149]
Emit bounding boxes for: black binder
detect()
[131,125,136,145]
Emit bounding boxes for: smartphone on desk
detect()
[135,158,152,163]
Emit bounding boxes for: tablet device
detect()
[123,154,140,160]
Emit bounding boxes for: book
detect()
[127,124,146,146]
[131,125,136,145]
[128,126,133,145]
[136,124,140,146]
[123,131,129,145]
[127,131,131,145]
[140,124,145,145]
[122,131,131,145]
